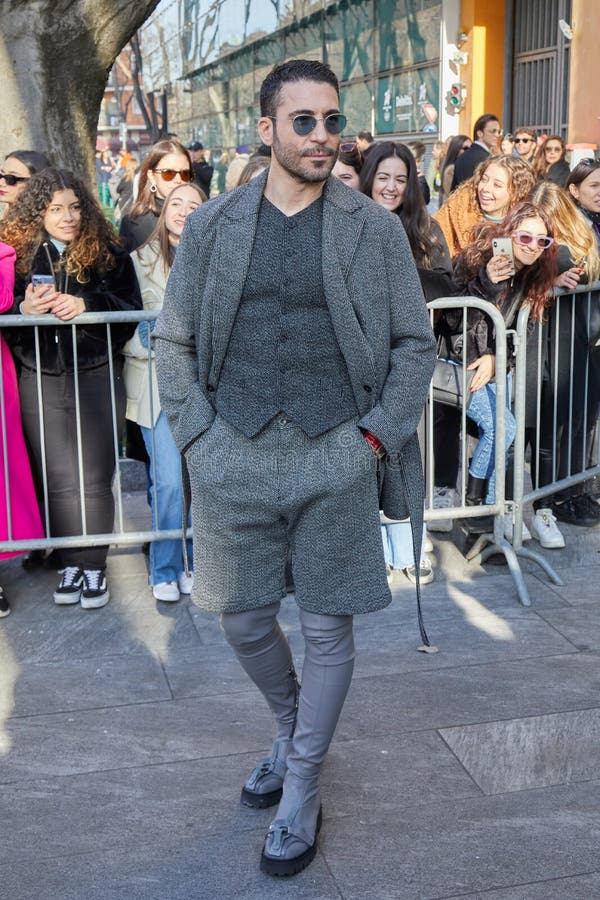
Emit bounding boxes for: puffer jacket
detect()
[9,240,142,375]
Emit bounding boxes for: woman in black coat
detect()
[441,202,558,539]
[534,136,570,188]
[0,168,142,608]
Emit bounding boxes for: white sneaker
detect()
[80,569,110,610]
[503,512,532,542]
[153,581,180,602]
[177,571,194,595]
[530,509,565,549]
[423,534,434,553]
[403,556,434,585]
[428,486,456,532]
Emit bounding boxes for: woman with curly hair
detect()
[119,138,193,252]
[440,202,558,526]
[434,155,536,259]
[534,136,570,187]
[0,168,142,608]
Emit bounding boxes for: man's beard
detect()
[272,130,337,184]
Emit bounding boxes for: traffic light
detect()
[446,82,466,113]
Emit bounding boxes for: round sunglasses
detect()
[513,230,554,250]
[152,168,193,182]
[0,171,30,186]
[268,113,347,137]
[514,137,535,145]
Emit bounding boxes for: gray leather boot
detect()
[220,603,299,809]
[241,667,299,809]
[261,611,354,877]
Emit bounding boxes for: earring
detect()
[150,183,157,193]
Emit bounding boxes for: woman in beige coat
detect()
[124,183,204,602]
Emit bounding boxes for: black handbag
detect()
[431,358,475,410]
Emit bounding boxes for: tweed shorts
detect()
[185,414,391,616]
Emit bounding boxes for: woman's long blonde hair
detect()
[531,181,600,281]
[140,182,206,275]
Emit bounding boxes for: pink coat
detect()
[0,242,44,558]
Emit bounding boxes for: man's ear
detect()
[257,116,274,147]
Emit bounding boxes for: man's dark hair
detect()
[357,130,374,144]
[260,59,339,118]
[473,114,499,141]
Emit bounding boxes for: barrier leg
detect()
[464,531,492,561]
[478,538,532,607]
[514,547,564,586]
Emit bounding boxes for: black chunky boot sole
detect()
[260,806,323,877]
[241,785,283,809]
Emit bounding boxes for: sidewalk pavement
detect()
[1,494,600,900]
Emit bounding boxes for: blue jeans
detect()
[381,519,427,569]
[141,413,192,585]
[467,374,516,504]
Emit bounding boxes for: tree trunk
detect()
[0,0,160,183]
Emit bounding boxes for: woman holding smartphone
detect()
[0,168,141,608]
[123,182,205,602]
[440,202,558,523]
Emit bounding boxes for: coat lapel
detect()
[209,173,266,384]
[322,179,378,411]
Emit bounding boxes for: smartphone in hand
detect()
[492,237,515,275]
[31,274,55,288]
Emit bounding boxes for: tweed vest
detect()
[214,196,358,438]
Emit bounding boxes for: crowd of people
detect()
[0,104,598,618]
[330,121,600,570]
[0,55,599,881]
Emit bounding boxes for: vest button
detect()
[207,385,214,392]
[363,384,373,393]
[280,333,288,342]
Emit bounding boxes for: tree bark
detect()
[0,0,160,182]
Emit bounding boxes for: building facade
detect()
[134,0,598,153]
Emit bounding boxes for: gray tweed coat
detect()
[154,172,435,586]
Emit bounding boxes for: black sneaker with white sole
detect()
[53,567,84,605]
[81,569,110,609]
[0,586,10,618]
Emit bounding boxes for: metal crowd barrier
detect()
[2,294,597,608]
[510,282,600,584]
[0,310,167,555]
[424,297,539,605]
[424,288,600,606]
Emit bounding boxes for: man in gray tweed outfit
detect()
[154,59,435,877]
